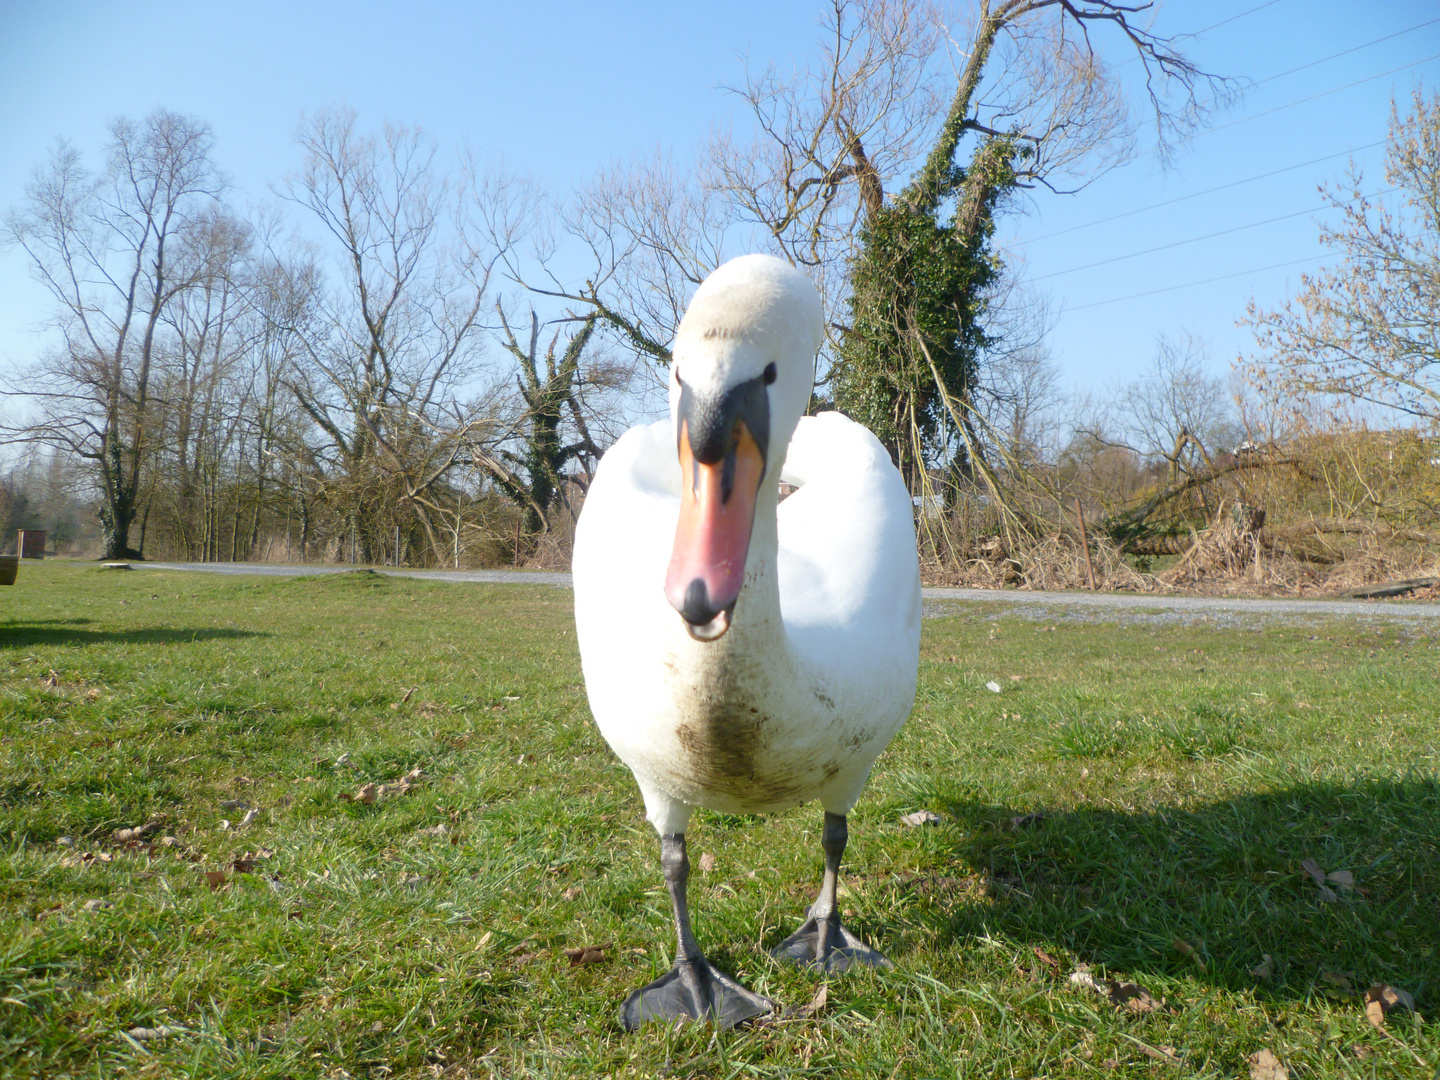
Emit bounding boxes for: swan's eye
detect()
[763,363,777,385]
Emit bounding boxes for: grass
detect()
[2,560,1438,1078]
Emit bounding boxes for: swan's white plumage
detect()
[573,254,919,837]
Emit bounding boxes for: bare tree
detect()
[278,107,524,564]
[1245,89,1440,427]
[1124,332,1240,479]
[4,111,224,558]
[158,208,255,559]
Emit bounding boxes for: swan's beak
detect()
[665,418,765,642]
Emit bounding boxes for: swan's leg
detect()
[620,833,776,1031]
[771,811,892,972]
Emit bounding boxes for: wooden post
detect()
[513,518,522,566]
[1074,498,1097,591]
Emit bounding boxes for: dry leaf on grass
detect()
[343,768,425,804]
[783,984,828,1020]
[231,849,273,874]
[1141,1045,1180,1064]
[1300,858,1339,902]
[899,810,943,827]
[561,885,582,900]
[985,681,1002,693]
[1069,967,1165,1014]
[1173,938,1206,972]
[1249,954,1275,981]
[1248,1048,1288,1079]
[61,850,114,869]
[561,942,611,968]
[125,1025,182,1042]
[82,898,112,911]
[1364,984,1415,1029]
[219,799,249,812]
[112,822,159,844]
[1109,980,1165,1015]
[698,852,717,873]
[203,870,228,891]
[1033,947,1061,973]
[1010,812,1047,831]
[238,808,259,828]
[416,823,448,837]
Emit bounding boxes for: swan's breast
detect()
[640,638,893,814]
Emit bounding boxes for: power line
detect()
[1012,31,1436,246]
[1249,16,1440,89]
[1199,51,1440,141]
[1190,0,1286,38]
[1029,187,1396,282]
[1113,0,1285,69]
[1065,254,1327,312]
[1013,139,1388,245]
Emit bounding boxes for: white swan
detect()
[573,254,920,1029]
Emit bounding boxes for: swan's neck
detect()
[740,477,781,620]
[715,476,790,662]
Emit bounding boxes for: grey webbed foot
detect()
[621,833,776,1031]
[771,912,892,972]
[620,955,776,1030]
[772,811,892,973]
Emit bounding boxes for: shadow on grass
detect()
[881,777,1440,1009]
[0,623,265,647]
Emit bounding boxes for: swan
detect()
[572,253,920,1029]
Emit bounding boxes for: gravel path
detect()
[131,561,1440,625]
[137,561,575,587]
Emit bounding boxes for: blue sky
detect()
[2,0,1438,405]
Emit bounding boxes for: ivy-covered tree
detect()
[827,0,1218,489]
[835,142,1016,480]
[488,310,601,536]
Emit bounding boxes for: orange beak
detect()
[665,418,765,641]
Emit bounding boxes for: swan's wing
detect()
[777,412,921,684]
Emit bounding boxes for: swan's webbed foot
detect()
[622,832,777,1031]
[620,955,776,1030]
[771,912,892,972]
[771,810,892,973]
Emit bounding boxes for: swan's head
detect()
[663,254,824,642]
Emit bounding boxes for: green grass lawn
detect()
[2,560,1438,1078]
